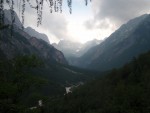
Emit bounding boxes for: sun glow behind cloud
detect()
[23,0,115,44]
[5,0,150,44]
[61,0,115,43]
[58,0,103,43]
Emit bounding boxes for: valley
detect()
[1,4,150,113]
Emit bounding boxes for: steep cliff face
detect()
[1,10,67,65]
[0,28,67,65]
[0,29,37,59]
[29,37,67,64]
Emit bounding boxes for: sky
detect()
[5,0,150,44]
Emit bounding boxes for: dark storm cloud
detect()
[85,0,150,29]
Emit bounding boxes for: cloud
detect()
[84,20,95,29]
[27,2,70,42]
[85,0,150,29]
[40,13,69,40]
[84,18,113,30]
[6,1,70,43]
[5,0,150,43]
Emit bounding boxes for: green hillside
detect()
[43,51,150,113]
[0,54,98,112]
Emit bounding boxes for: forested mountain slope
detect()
[44,50,150,113]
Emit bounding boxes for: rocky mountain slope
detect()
[25,27,50,44]
[0,25,95,94]
[2,9,65,64]
[0,27,67,64]
[75,14,150,71]
[4,9,50,44]
[0,9,97,86]
[4,9,22,29]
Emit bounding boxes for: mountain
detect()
[3,10,53,62]
[4,9,50,44]
[52,39,102,65]
[78,39,102,57]
[0,24,95,91]
[1,10,84,80]
[4,9,22,28]
[25,27,50,44]
[0,11,98,111]
[1,10,67,64]
[75,14,150,71]
[44,50,150,113]
[0,28,67,65]
[52,40,82,58]
[0,9,95,90]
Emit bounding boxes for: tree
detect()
[0,55,47,113]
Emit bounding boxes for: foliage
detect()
[0,55,47,113]
[43,51,150,113]
[0,54,95,112]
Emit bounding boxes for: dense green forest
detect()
[0,55,48,112]
[0,23,99,112]
[42,51,150,113]
[1,49,150,113]
[0,54,98,113]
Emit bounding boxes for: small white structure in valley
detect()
[65,82,84,95]
[65,87,72,94]
[30,106,37,110]
[38,100,42,107]
[30,100,43,110]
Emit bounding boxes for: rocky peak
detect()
[25,27,50,44]
[4,9,22,29]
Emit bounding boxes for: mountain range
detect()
[4,9,50,44]
[1,10,95,86]
[0,24,67,65]
[52,40,82,58]
[2,9,66,64]
[3,10,150,74]
[52,39,102,65]
[73,14,150,71]
[1,8,150,113]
